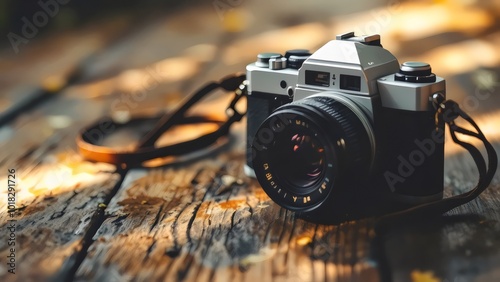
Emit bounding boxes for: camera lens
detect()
[272,129,326,192]
[252,95,374,212]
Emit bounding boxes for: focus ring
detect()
[292,96,371,169]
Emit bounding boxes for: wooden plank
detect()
[0,128,120,281]
[0,15,169,282]
[0,4,245,281]
[0,175,119,281]
[0,43,132,277]
[75,150,382,282]
[0,65,123,281]
[0,3,237,281]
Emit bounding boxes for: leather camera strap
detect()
[77,74,247,167]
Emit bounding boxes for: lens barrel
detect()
[252,95,373,212]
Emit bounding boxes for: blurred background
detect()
[1,0,499,151]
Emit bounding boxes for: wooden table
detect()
[1,1,500,281]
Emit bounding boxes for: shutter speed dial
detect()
[395,61,436,83]
[285,49,311,70]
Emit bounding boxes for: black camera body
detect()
[245,32,446,224]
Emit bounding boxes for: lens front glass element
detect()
[272,128,326,193]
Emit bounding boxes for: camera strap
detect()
[76,74,247,167]
[375,97,498,231]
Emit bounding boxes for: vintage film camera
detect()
[245,32,446,223]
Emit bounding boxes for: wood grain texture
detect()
[0,171,118,281]
[74,152,380,282]
[71,141,500,282]
[0,22,136,280]
[0,118,120,281]
[0,5,229,280]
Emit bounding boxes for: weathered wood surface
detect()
[74,152,379,282]
[1,1,500,281]
[69,142,500,282]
